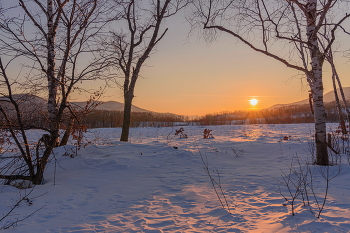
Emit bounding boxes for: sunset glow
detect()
[5,1,350,117]
[249,98,258,106]
[72,27,349,116]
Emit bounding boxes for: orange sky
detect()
[2,2,349,117]
[69,14,350,116]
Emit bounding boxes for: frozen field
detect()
[1,123,350,232]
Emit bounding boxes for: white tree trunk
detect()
[312,78,329,165]
[306,0,329,165]
[47,0,58,131]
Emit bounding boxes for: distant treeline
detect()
[192,101,349,125]
[2,101,348,129]
[82,110,190,128]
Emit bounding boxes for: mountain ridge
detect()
[0,94,153,113]
[71,100,151,113]
[268,87,350,109]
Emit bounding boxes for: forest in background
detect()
[193,101,348,126]
[80,100,349,128]
[1,98,347,129]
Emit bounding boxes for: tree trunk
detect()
[33,131,59,184]
[120,92,133,142]
[60,116,75,146]
[309,92,314,115]
[332,61,350,131]
[332,73,347,134]
[47,0,58,133]
[306,0,328,165]
[312,85,329,166]
[33,164,45,185]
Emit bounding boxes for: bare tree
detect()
[109,0,188,142]
[328,56,347,135]
[189,0,350,165]
[0,0,111,184]
[326,51,350,133]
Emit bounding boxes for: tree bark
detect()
[306,0,328,165]
[331,59,350,131]
[34,133,58,184]
[60,116,75,146]
[331,72,347,134]
[47,0,58,135]
[309,92,314,115]
[120,92,133,141]
[312,84,329,165]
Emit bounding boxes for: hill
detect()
[0,94,152,113]
[269,87,350,109]
[71,100,151,113]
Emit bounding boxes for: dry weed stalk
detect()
[197,148,233,214]
[278,155,340,218]
[0,187,46,229]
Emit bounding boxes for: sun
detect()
[249,98,258,106]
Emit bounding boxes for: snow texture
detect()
[1,124,349,232]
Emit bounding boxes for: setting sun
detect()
[249,98,258,106]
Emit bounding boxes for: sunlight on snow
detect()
[74,185,294,232]
[1,124,349,232]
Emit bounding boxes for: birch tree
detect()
[189,0,350,165]
[109,0,188,142]
[0,0,111,184]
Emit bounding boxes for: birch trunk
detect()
[312,83,329,165]
[47,0,58,132]
[306,0,328,165]
[30,0,61,184]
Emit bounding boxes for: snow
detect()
[1,124,350,232]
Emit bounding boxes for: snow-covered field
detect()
[1,124,350,232]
